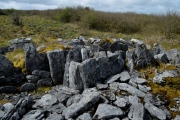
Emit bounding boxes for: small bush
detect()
[79,11,97,35]
[56,7,73,23]
[10,12,22,26]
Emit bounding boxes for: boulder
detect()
[110,41,128,53]
[153,70,179,84]
[66,94,82,107]
[119,71,131,82]
[114,96,129,108]
[145,102,166,120]
[65,54,124,90]
[32,94,58,109]
[98,40,112,52]
[20,83,36,92]
[77,113,92,120]
[1,95,33,120]
[134,44,155,69]
[105,73,121,84]
[96,83,108,90]
[38,70,51,78]
[101,90,116,101]
[0,46,9,55]
[109,82,120,91]
[98,54,125,79]
[68,39,85,46]
[166,49,180,64]
[154,53,169,63]
[31,70,51,78]
[37,78,53,87]
[128,102,145,120]
[130,77,147,84]
[47,50,65,85]
[78,58,99,89]
[0,86,17,93]
[93,104,124,119]
[21,110,45,120]
[3,102,14,114]
[25,45,49,74]
[26,75,39,83]
[48,103,66,114]
[131,38,144,45]
[152,43,166,55]
[62,90,99,119]
[118,83,146,98]
[0,54,15,77]
[128,96,141,105]
[8,37,32,51]
[9,37,32,44]
[46,112,64,120]
[53,90,74,103]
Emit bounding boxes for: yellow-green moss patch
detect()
[0,99,9,104]
[98,38,115,44]
[38,44,71,53]
[30,87,52,95]
[5,49,26,73]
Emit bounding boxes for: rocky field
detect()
[0,36,180,120]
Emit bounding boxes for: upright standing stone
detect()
[63,47,82,87]
[0,54,15,77]
[69,61,83,91]
[47,50,65,85]
[79,58,99,89]
[25,45,49,74]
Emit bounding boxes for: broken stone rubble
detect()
[0,37,179,120]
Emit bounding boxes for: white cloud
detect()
[0,0,179,14]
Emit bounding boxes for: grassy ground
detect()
[0,15,180,50]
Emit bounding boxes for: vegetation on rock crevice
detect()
[139,63,180,118]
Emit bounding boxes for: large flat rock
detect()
[145,102,166,120]
[32,94,57,109]
[62,90,100,119]
[93,103,124,119]
[128,103,145,120]
[119,83,146,98]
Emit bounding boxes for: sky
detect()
[0,0,180,14]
